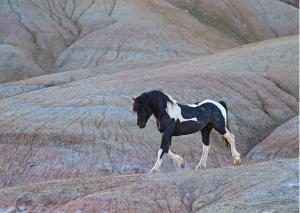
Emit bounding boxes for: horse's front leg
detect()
[168,149,185,168]
[150,125,175,173]
[149,148,164,173]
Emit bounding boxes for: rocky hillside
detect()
[246,116,299,161]
[0,0,298,212]
[0,35,298,188]
[0,0,240,83]
[1,0,298,83]
[167,0,299,42]
[0,158,298,212]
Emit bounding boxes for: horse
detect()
[132,90,241,173]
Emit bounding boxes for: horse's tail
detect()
[219,100,227,110]
[219,101,230,148]
[218,101,228,128]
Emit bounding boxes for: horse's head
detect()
[132,93,152,129]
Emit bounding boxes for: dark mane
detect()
[146,90,175,118]
[147,90,175,103]
[132,100,139,112]
[133,90,175,118]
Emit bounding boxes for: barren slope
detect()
[0,158,298,212]
[167,0,299,43]
[0,0,239,83]
[0,36,298,188]
[246,116,299,161]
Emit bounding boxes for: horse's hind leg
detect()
[196,126,212,170]
[223,129,241,165]
[214,124,241,166]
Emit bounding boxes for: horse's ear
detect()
[132,98,138,112]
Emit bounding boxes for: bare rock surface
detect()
[1,0,298,83]
[53,0,239,72]
[167,0,299,42]
[0,58,184,99]
[246,116,299,161]
[0,158,298,212]
[0,36,298,187]
[281,0,299,7]
[0,44,46,83]
[1,35,298,99]
[0,0,239,83]
[0,1,298,211]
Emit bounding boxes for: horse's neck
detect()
[151,105,161,119]
[149,100,166,120]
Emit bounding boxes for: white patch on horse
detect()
[167,149,184,168]
[196,144,210,170]
[150,148,163,173]
[188,100,227,123]
[223,130,241,166]
[163,91,177,104]
[166,102,198,123]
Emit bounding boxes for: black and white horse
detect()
[132,90,241,173]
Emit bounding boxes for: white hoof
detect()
[177,158,185,168]
[233,156,241,166]
[149,167,159,173]
[195,163,206,171]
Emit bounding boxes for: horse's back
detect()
[197,100,227,120]
[187,100,228,129]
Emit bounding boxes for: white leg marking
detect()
[167,149,185,168]
[150,149,163,173]
[196,144,210,170]
[224,130,241,166]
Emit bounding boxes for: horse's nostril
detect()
[137,122,145,128]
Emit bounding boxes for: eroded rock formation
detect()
[0,159,298,212]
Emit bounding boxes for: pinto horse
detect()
[132,90,241,173]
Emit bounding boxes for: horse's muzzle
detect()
[137,123,146,129]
